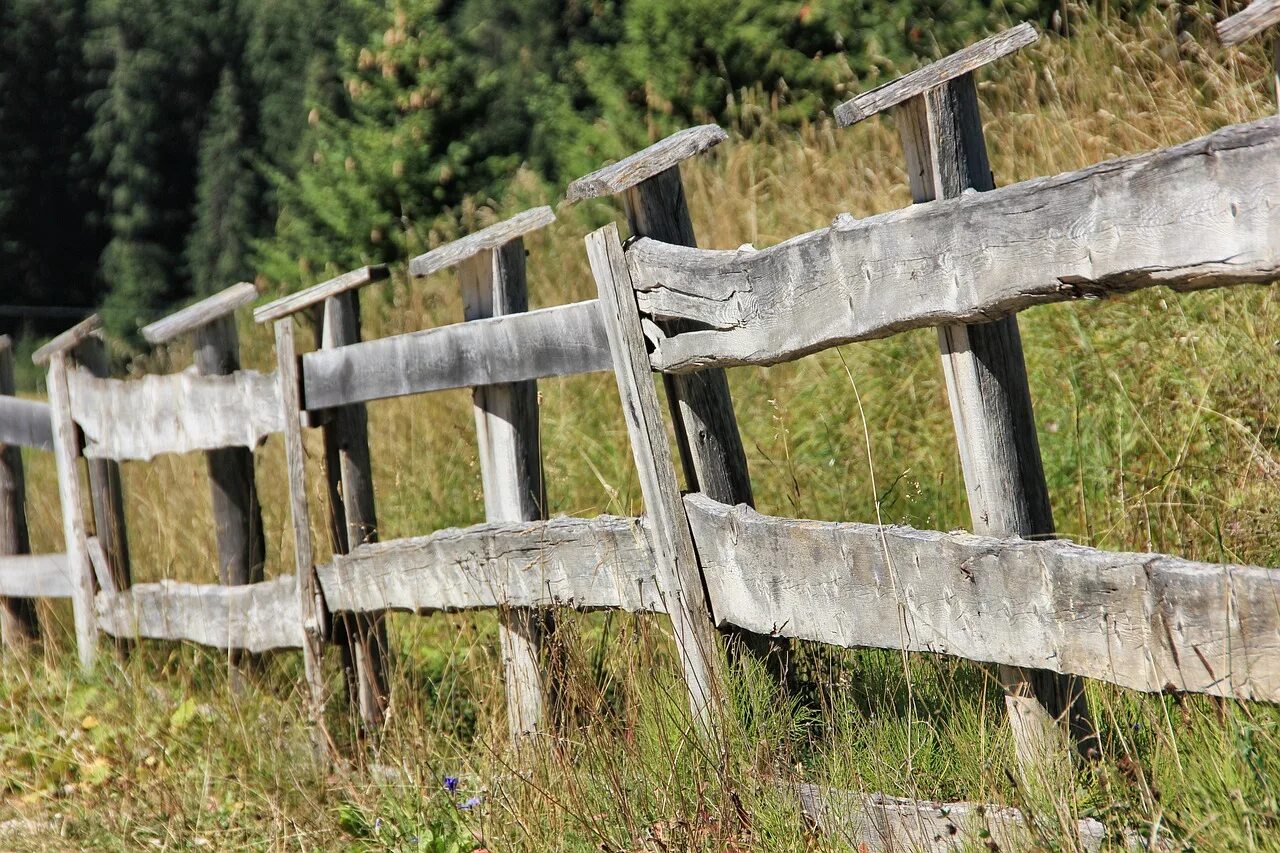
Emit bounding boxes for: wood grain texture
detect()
[835,24,1038,126]
[316,515,661,615]
[587,222,723,730]
[408,207,555,278]
[32,315,102,366]
[66,366,284,460]
[0,341,40,644]
[319,291,388,728]
[685,495,1280,702]
[1218,0,1280,44]
[47,353,97,668]
[273,319,327,712]
[566,126,727,202]
[141,282,257,344]
[899,74,1091,759]
[95,574,303,652]
[629,116,1280,372]
[253,265,389,324]
[0,397,53,451]
[0,554,72,599]
[461,241,551,741]
[75,337,132,600]
[300,300,611,411]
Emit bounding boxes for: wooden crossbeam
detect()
[408,206,555,278]
[141,282,258,345]
[254,265,389,324]
[565,126,727,202]
[1218,0,1280,45]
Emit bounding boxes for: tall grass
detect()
[4,5,1280,849]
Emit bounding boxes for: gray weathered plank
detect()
[1218,0,1280,45]
[66,366,283,460]
[0,397,52,452]
[587,222,724,730]
[0,340,40,645]
[31,315,102,366]
[95,574,303,652]
[141,282,258,344]
[685,495,1280,702]
[0,554,71,599]
[629,116,1280,372]
[316,515,661,615]
[408,207,555,278]
[460,240,551,741]
[835,24,1038,126]
[253,265,389,325]
[300,300,610,411]
[565,126,728,202]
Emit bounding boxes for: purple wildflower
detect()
[460,796,482,810]
[444,776,459,793]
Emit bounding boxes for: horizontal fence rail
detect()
[0,397,53,451]
[300,300,611,411]
[67,367,284,460]
[0,553,72,599]
[629,116,1280,372]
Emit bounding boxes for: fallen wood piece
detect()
[141,282,258,345]
[1218,0,1280,45]
[409,207,556,278]
[0,397,52,452]
[684,495,1280,702]
[95,574,303,652]
[0,554,72,599]
[316,515,661,615]
[66,366,283,460]
[628,116,1280,372]
[253,265,389,324]
[300,300,610,411]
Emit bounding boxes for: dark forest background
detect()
[1,0,1189,344]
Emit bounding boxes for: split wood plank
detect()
[141,282,258,345]
[254,265,389,325]
[834,24,1038,126]
[95,574,303,652]
[0,338,39,645]
[316,516,661,615]
[409,207,555,278]
[31,314,101,366]
[627,115,1280,372]
[0,554,72,599]
[460,240,550,741]
[319,291,388,728]
[686,495,1280,702]
[587,222,723,730]
[300,300,610,411]
[566,126,727,202]
[66,366,284,460]
[0,397,52,452]
[1218,0,1280,45]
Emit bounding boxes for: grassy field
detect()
[5,6,1280,849]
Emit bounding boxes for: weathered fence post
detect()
[1217,0,1280,113]
[0,337,40,649]
[408,207,557,742]
[586,222,724,733]
[567,129,787,679]
[318,287,389,730]
[33,316,106,669]
[833,24,1095,763]
[142,283,266,684]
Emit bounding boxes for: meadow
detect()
[4,7,1280,849]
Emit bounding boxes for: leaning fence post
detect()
[567,128,787,680]
[1217,0,1280,113]
[318,288,389,730]
[409,206,558,743]
[142,283,266,684]
[586,222,724,733]
[833,23,1096,764]
[0,337,40,649]
[33,315,105,669]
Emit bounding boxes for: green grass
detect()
[5,5,1280,849]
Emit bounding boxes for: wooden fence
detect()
[3,12,1280,848]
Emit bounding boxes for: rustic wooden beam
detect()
[459,239,553,742]
[317,515,659,615]
[0,338,40,647]
[66,367,283,461]
[31,314,101,367]
[318,290,388,729]
[565,126,727,202]
[587,223,724,731]
[1218,0,1280,45]
[629,115,1280,372]
[408,206,555,278]
[300,300,610,411]
[0,397,53,451]
[0,554,72,599]
[140,282,259,345]
[254,265,389,325]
